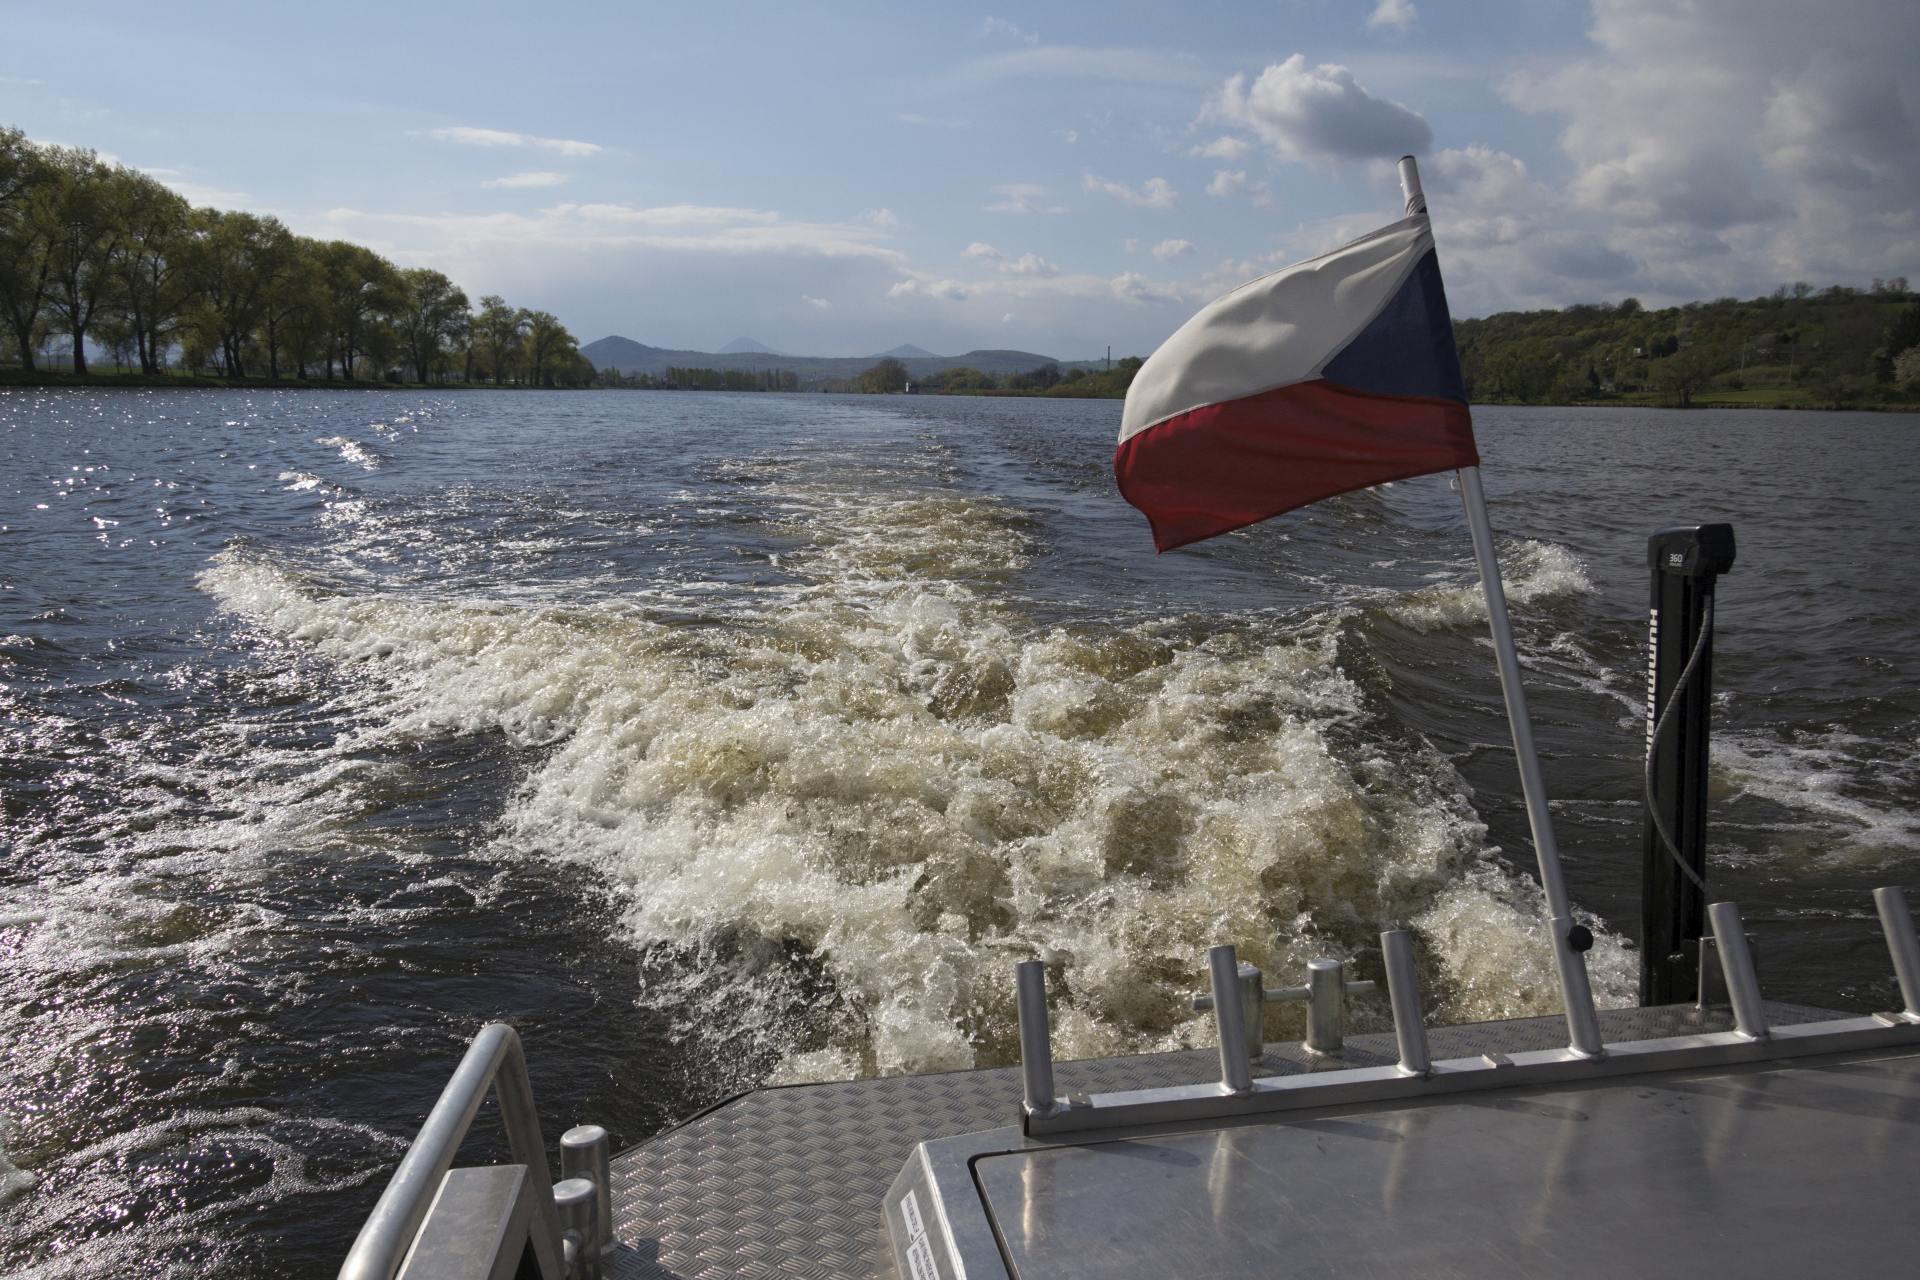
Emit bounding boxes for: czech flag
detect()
[1115,212,1477,551]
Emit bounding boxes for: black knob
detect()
[1566,924,1595,953]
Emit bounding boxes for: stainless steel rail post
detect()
[338,1023,559,1280]
[554,1177,600,1280]
[1306,959,1364,1054]
[1207,946,1255,1093]
[1873,886,1920,1022]
[1382,930,1431,1076]
[1015,960,1056,1114]
[560,1125,613,1256]
[1708,901,1768,1040]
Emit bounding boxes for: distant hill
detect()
[580,335,1065,385]
[876,343,936,359]
[1454,283,1919,407]
[719,336,781,355]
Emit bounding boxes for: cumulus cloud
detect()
[859,207,899,228]
[1083,172,1179,209]
[1209,56,1432,161]
[1367,0,1417,32]
[1497,0,1920,299]
[1189,135,1250,160]
[1110,272,1181,305]
[424,126,601,157]
[889,277,971,301]
[802,295,832,310]
[986,183,1068,214]
[482,171,568,189]
[1205,169,1273,206]
[964,242,1058,276]
[1151,239,1196,261]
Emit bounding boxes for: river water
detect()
[3,389,1917,1275]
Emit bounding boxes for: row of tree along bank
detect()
[0,126,591,386]
[837,356,1145,396]
[1455,285,1920,408]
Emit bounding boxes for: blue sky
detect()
[6,0,1916,359]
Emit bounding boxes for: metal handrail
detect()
[339,1023,559,1280]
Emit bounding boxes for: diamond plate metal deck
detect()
[602,1002,1832,1280]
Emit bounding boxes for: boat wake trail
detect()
[200,461,1634,1087]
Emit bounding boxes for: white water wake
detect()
[200,475,1635,1082]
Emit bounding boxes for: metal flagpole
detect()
[1397,156,1604,1057]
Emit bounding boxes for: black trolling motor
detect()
[1640,523,1737,1005]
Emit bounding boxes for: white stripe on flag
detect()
[1120,214,1434,445]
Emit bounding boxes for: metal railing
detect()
[340,1023,561,1280]
[1016,886,1920,1137]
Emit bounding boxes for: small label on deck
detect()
[901,1188,925,1241]
[907,1234,939,1280]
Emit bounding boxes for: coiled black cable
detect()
[1645,594,1714,895]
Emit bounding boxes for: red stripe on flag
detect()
[1113,379,1479,552]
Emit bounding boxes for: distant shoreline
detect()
[4,368,1915,410]
[0,369,578,392]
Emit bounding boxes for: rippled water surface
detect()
[3,389,1917,1275]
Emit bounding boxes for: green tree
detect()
[474,295,525,384]
[40,146,123,375]
[0,130,55,369]
[396,268,469,383]
[256,230,321,380]
[1651,343,1724,407]
[858,356,909,393]
[185,208,280,377]
[110,171,191,374]
[521,309,577,387]
[317,240,400,379]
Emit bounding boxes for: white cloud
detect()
[802,295,832,310]
[1054,128,1079,144]
[986,183,1068,215]
[1122,238,1140,254]
[965,242,1058,276]
[1151,239,1196,262]
[482,171,568,189]
[898,112,968,129]
[983,16,1038,44]
[1208,56,1432,161]
[1005,253,1059,277]
[1493,0,1920,302]
[859,207,900,228]
[1204,169,1274,207]
[1110,272,1181,305]
[889,277,971,301]
[1367,0,1417,32]
[424,126,601,157]
[1189,135,1251,161]
[1083,172,1179,209]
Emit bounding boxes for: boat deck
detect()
[600,1001,1838,1280]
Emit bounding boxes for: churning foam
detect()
[200,477,1632,1084]
[1386,539,1594,632]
